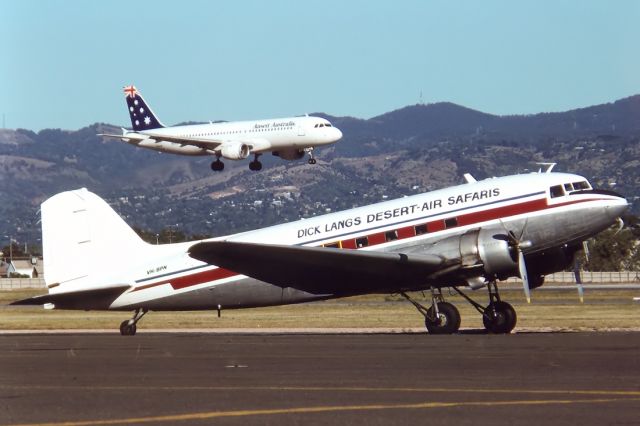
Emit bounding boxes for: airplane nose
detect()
[606,196,629,220]
[333,127,343,141]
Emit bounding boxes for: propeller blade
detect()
[582,240,590,264]
[573,259,584,304]
[518,248,531,303]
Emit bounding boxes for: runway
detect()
[1,332,639,425]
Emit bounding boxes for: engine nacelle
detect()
[272,149,304,161]
[423,229,518,282]
[219,141,250,160]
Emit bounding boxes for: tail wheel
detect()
[119,320,137,336]
[483,301,517,334]
[425,302,461,335]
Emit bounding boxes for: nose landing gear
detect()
[304,147,317,165]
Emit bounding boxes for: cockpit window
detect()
[325,123,332,127]
[573,181,590,190]
[550,185,564,198]
[564,183,573,192]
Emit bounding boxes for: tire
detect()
[425,302,461,334]
[119,320,129,336]
[483,301,517,334]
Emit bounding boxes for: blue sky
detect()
[1,0,639,130]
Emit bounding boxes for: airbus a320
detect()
[99,85,342,171]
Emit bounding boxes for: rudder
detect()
[41,188,150,293]
[123,85,165,131]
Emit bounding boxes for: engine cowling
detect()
[422,229,518,286]
[219,141,250,160]
[272,149,304,161]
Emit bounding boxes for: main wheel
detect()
[249,161,262,171]
[425,302,461,334]
[119,320,137,336]
[483,301,517,334]
[211,161,224,171]
[308,158,317,165]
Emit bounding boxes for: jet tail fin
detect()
[123,85,165,131]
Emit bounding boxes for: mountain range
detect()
[1,95,639,246]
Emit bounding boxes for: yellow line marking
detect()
[3,384,640,397]
[7,397,640,426]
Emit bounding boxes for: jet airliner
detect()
[99,86,342,171]
[13,168,628,335]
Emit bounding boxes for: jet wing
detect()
[188,241,456,295]
[99,131,224,150]
[11,285,131,310]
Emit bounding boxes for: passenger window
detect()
[385,230,398,242]
[550,185,564,198]
[414,224,428,235]
[444,218,458,229]
[356,237,368,248]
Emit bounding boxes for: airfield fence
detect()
[1,271,639,291]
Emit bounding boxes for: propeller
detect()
[573,240,590,304]
[503,223,533,304]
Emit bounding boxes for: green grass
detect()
[2,289,639,331]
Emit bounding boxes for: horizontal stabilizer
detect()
[188,241,447,295]
[11,285,130,310]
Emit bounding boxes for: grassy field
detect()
[1,289,639,331]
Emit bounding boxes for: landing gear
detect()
[452,280,517,334]
[211,156,224,171]
[305,147,317,165]
[119,308,148,336]
[483,301,517,334]
[401,288,461,334]
[249,154,262,171]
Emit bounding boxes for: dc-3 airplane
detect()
[13,167,628,335]
[99,85,343,171]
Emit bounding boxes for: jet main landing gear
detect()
[249,154,262,171]
[211,157,224,171]
[119,308,148,336]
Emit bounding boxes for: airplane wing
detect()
[99,131,224,150]
[188,241,458,295]
[11,285,131,310]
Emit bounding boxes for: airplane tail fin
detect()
[41,188,151,295]
[123,85,165,131]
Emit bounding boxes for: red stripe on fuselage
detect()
[132,267,236,292]
[132,196,607,293]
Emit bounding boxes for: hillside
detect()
[1,95,639,246]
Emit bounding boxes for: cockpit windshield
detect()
[550,180,592,198]
[314,122,333,128]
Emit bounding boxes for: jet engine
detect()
[272,149,304,161]
[219,141,250,160]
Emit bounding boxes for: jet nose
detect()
[332,127,343,141]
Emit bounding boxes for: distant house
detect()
[0,261,9,278]
[7,257,44,278]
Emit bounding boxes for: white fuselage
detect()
[101,172,627,311]
[130,115,342,156]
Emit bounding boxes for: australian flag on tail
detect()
[123,85,165,131]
